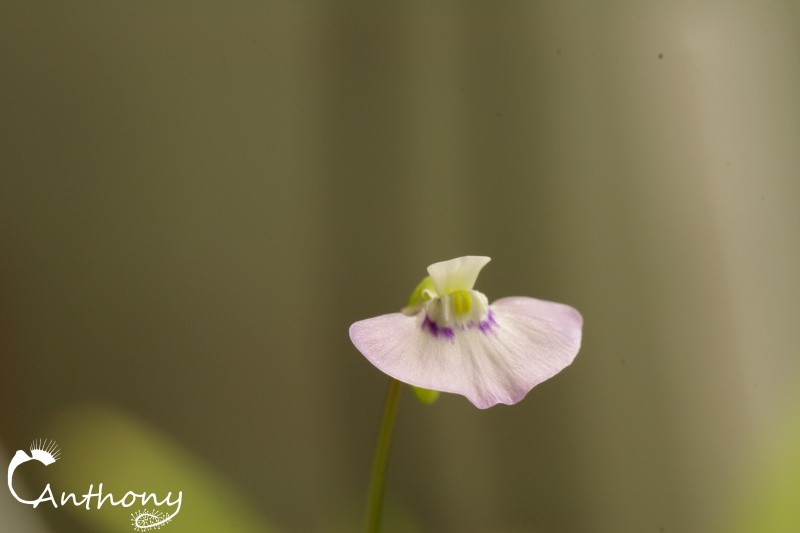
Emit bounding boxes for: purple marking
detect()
[422,311,496,339]
[478,310,498,334]
[421,315,455,340]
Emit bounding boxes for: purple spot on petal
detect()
[422,311,496,339]
[421,314,437,336]
[479,310,498,334]
[421,315,455,341]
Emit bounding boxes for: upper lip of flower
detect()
[349,256,583,409]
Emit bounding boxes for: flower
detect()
[349,256,583,409]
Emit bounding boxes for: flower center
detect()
[451,290,471,315]
[423,289,490,330]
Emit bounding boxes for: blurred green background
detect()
[2,2,800,532]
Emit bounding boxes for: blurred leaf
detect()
[43,404,280,533]
[732,407,800,533]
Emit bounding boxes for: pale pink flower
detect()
[350,256,583,409]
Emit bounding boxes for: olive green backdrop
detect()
[2,2,800,532]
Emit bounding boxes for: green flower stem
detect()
[365,377,403,533]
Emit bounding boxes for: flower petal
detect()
[349,296,582,409]
[426,256,491,295]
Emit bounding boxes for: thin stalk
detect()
[365,377,403,533]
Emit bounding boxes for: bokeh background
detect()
[2,2,800,532]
